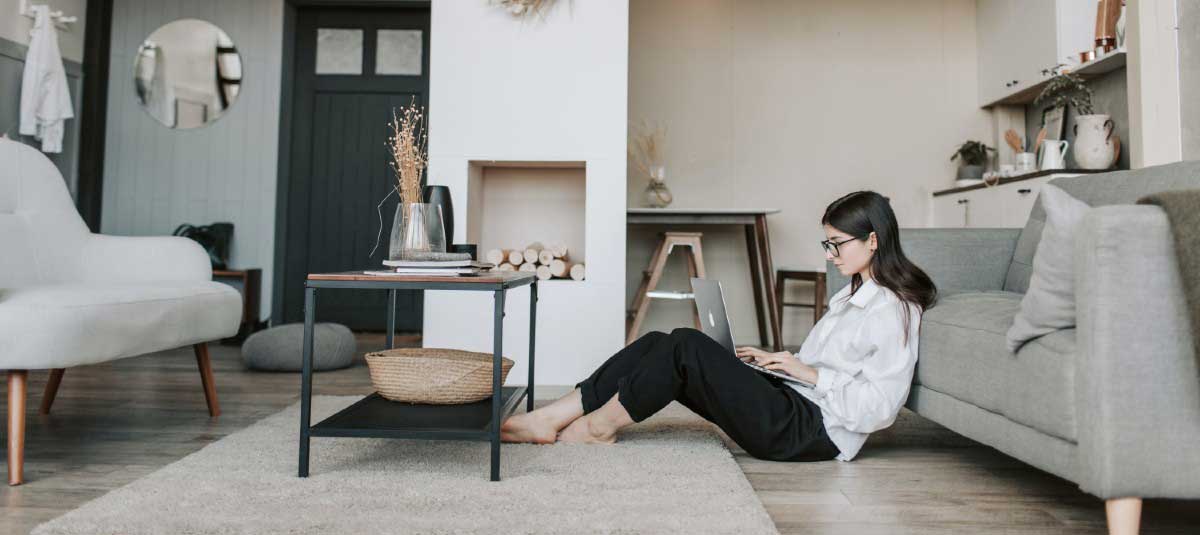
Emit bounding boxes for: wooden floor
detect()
[2,335,1198,534]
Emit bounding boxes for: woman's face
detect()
[823,224,877,279]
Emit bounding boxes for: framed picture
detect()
[1042,105,1066,141]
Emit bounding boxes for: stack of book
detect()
[364,259,494,277]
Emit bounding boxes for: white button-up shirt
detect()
[791,277,921,461]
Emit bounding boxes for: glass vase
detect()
[388,202,447,261]
[644,178,673,208]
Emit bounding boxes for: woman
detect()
[501,191,937,462]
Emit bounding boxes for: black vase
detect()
[422,185,454,245]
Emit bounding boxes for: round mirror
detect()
[134,19,242,129]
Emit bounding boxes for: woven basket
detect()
[364,348,514,404]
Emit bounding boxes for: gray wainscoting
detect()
[0,37,83,198]
[101,0,284,323]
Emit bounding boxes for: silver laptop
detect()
[691,277,814,388]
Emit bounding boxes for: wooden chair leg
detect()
[40,368,65,415]
[683,238,707,331]
[193,343,221,417]
[8,370,27,486]
[627,235,672,345]
[774,271,787,336]
[1106,497,1142,535]
[814,272,827,321]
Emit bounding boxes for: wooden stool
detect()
[775,270,827,335]
[626,232,707,345]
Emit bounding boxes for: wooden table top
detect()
[307,270,535,284]
[627,207,781,215]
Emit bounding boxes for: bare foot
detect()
[556,415,617,444]
[500,411,557,444]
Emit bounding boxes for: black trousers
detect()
[575,327,840,462]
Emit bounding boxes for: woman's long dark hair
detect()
[822,191,937,346]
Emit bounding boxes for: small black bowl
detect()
[450,243,478,261]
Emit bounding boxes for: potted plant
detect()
[951,140,994,180]
[1035,69,1118,170]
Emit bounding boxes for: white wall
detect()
[1127,0,1183,167]
[626,0,992,347]
[0,0,87,62]
[101,0,283,322]
[423,1,629,386]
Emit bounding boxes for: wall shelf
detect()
[983,49,1127,108]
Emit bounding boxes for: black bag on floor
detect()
[173,222,234,270]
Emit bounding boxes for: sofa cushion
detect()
[1004,160,1200,294]
[918,291,1077,442]
[0,282,242,369]
[1006,184,1090,352]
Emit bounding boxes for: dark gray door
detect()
[282,6,430,330]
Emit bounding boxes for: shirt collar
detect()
[847,277,881,308]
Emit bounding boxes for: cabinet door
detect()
[962,187,1006,228]
[998,175,1059,227]
[1006,0,1058,98]
[932,193,968,228]
[1055,0,1097,63]
[977,0,1016,105]
[977,0,1059,105]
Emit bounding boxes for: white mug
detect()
[1040,139,1069,170]
[1015,152,1037,173]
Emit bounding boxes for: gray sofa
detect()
[825,162,1200,527]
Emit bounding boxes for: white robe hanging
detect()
[19,5,74,154]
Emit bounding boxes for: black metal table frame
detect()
[298,276,537,482]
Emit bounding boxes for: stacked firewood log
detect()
[484,242,585,281]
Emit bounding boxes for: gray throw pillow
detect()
[1006,183,1091,352]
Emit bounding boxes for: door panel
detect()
[282,7,431,330]
[932,193,967,227]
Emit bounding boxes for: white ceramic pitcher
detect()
[1040,139,1069,170]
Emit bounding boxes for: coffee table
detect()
[297,270,537,481]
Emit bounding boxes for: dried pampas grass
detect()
[388,101,428,205]
[628,119,667,181]
[493,0,558,19]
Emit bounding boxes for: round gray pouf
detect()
[241,322,356,372]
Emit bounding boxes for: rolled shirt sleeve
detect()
[810,304,919,434]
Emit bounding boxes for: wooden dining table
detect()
[627,208,785,351]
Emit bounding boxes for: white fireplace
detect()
[422,2,628,387]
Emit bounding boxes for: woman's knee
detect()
[667,328,710,363]
[669,327,705,342]
[637,330,669,345]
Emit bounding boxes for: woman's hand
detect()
[734,346,819,384]
[734,346,781,364]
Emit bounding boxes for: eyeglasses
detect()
[821,237,858,258]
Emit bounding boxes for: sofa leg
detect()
[193,344,221,418]
[8,370,27,486]
[1106,497,1142,535]
[39,368,65,415]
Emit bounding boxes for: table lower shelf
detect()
[310,386,527,440]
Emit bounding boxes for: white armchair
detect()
[0,139,241,485]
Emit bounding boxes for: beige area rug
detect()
[34,397,777,534]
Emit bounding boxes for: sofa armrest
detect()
[1074,205,1200,499]
[78,234,213,283]
[825,227,1020,300]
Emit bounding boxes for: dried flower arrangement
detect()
[628,119,667,181]
[492,0,557,19]
[387,101,428,205]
